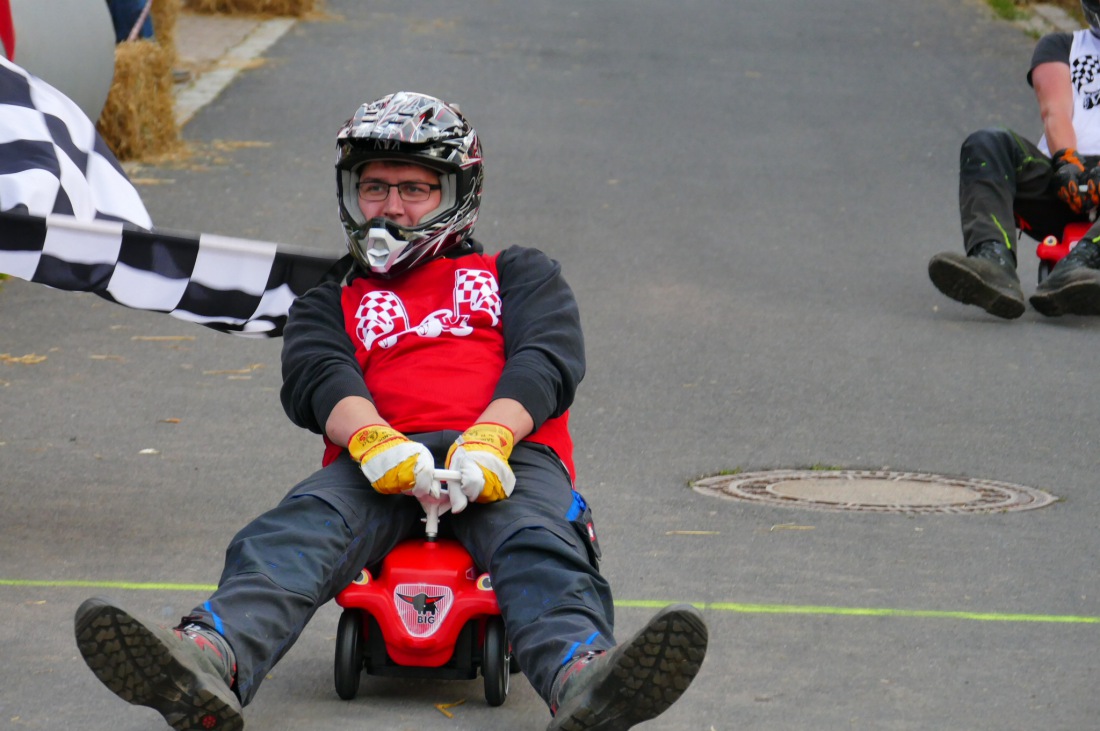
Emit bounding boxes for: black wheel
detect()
[1039,260,1053,284]
[509,652,520,674]
[482,616,509,706]
[334,609,364,700]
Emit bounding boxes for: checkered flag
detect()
[2,210,340,336]
[452,268,500,324]
[0,55,152,225]
[0,56,342,337]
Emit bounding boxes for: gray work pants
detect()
[959,127,1100,257]
[185,432,613,707]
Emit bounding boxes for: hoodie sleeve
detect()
[280,280,372,434]
[492,246,585,430]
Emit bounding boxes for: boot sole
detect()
[74,597,243,731]
[546,604,709,731]
[928,254,1024,319]
[1030,275,1100,317]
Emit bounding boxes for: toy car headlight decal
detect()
[476,574,493,591]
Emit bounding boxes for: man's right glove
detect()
[348,424,436,499]
[1053,147,1089,213]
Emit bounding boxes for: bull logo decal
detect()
[394,584,453,636]
[397,592,446,620]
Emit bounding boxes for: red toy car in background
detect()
[333,469,515,707]
[1036,221,1092,283]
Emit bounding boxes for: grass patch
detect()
[989,0,1030,21]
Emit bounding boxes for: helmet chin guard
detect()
[356,220,417,275]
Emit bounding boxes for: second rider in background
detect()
[929,0,1100,318]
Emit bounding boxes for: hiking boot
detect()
[1030,239,1100,316]
[74,597,242,731]
[546,604,708,731]
[928,240,1025,319]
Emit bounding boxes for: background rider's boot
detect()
[928,240,1025,319]
[74,597,243,731]
[1029,239,1100,316]
[546,604,708,731]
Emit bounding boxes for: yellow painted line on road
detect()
[4,580,1097,624]
[617,599,1100,624]
[0,578,217,592]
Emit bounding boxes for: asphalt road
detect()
[3,1,1099,729]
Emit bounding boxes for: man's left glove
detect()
[348,424,436,499]
[1052,147,1089,213]
[445,423,516,514]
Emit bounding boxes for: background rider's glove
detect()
[1085,163,1100,212]
[348,424,436,498]
[445,423,516,514]
[1052,147,1088,213]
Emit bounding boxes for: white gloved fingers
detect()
[456,452,487,501]
[446,449,483,514]
[462,450,516,498]
[448,480,470,514]
[406,443,439,500]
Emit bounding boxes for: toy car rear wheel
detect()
[335,609,364,700]
[482,616,509,706]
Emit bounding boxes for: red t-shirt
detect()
[320,252,574,478]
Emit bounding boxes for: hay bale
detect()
[151,0,181,67]
[97,39,179,161]
[183,0,315,16]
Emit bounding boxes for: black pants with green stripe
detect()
[959,127,1100,258]
[185,432,612,708]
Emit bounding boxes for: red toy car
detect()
[1036,221,1092,283]
[333,469,514,706]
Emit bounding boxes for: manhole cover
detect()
[691,470,1057,514]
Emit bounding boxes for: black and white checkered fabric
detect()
[1,210,342,336]
[0,56,342,337]
[0,55,152,226]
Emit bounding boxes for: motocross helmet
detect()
[335,92,484,278]
[1085,0,1100,33]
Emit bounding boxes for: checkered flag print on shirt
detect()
[1072,54,1100,92]
[0,56,341,337]
[355,290,410,349]
[453,268,500,323]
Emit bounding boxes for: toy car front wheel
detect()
[482,616,509,706]
[335,609,364,700]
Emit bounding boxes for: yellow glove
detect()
[445,423,516,513]
[348,424,435,497]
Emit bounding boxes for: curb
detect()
[1017,3,1079,34]
[173,17,296,128]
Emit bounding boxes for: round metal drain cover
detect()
[692,470,1057,514]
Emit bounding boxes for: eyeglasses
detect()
[356,180,441,202]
